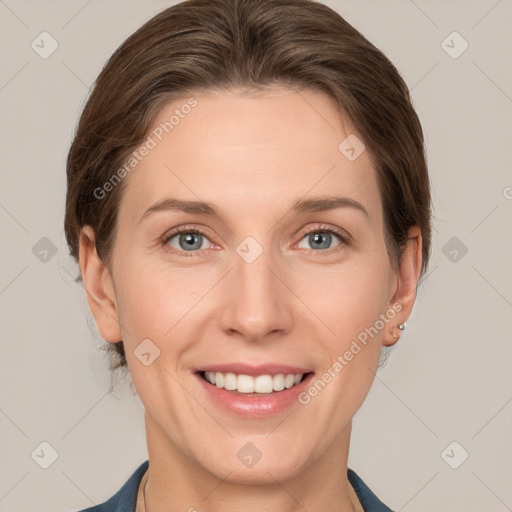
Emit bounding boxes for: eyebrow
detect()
[139,195,369,223]
[292,196,369,218]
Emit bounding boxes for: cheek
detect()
[298,261,390,419]
[113,255,217,346]
[113,260,204,404]
[304,257,392,342]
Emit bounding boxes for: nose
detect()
[218,243,294,343]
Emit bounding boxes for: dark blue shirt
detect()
[76,460,394,511]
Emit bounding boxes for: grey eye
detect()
[168,232,210,251]
[297,231,341,250]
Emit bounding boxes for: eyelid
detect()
[162,224,212,241]
[293,223,351,250]
[161,225,216,257]
[299,223,350,241]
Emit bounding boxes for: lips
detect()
[193,363,315,417]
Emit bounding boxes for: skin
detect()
[79,87,422,512]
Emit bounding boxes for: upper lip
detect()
[194,363,313,377]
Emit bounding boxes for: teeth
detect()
[203,371,304,394]
[254,375,272,393]
[284,374,295,388]
[224,372,237,390]
[238,374,255,393]
[273,374,285,391]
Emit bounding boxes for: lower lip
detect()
[195,372,315,418]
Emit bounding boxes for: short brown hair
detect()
[65,0,432,371]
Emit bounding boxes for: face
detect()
[82,87,420,484]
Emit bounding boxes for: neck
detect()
[143,411,359,512]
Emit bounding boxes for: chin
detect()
[193,438,313,485]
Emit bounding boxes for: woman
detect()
[65,0,431,510]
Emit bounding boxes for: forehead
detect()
[118,88,382,225]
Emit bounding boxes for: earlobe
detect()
[78,226,122,343]
[383,226,423,347]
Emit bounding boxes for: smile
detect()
[201,371,306,394]
[194,365,315,417]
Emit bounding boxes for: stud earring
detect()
[393,322,406,339]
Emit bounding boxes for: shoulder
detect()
[74,460,149,512]
[348,468,395,512]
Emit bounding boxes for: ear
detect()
[78,225,122,343]
[382,226,423,347]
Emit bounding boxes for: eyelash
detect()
[161,224,350,257]
[296,224,351,250]
[161,226,215,258]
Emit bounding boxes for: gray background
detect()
[1,0,511,510]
